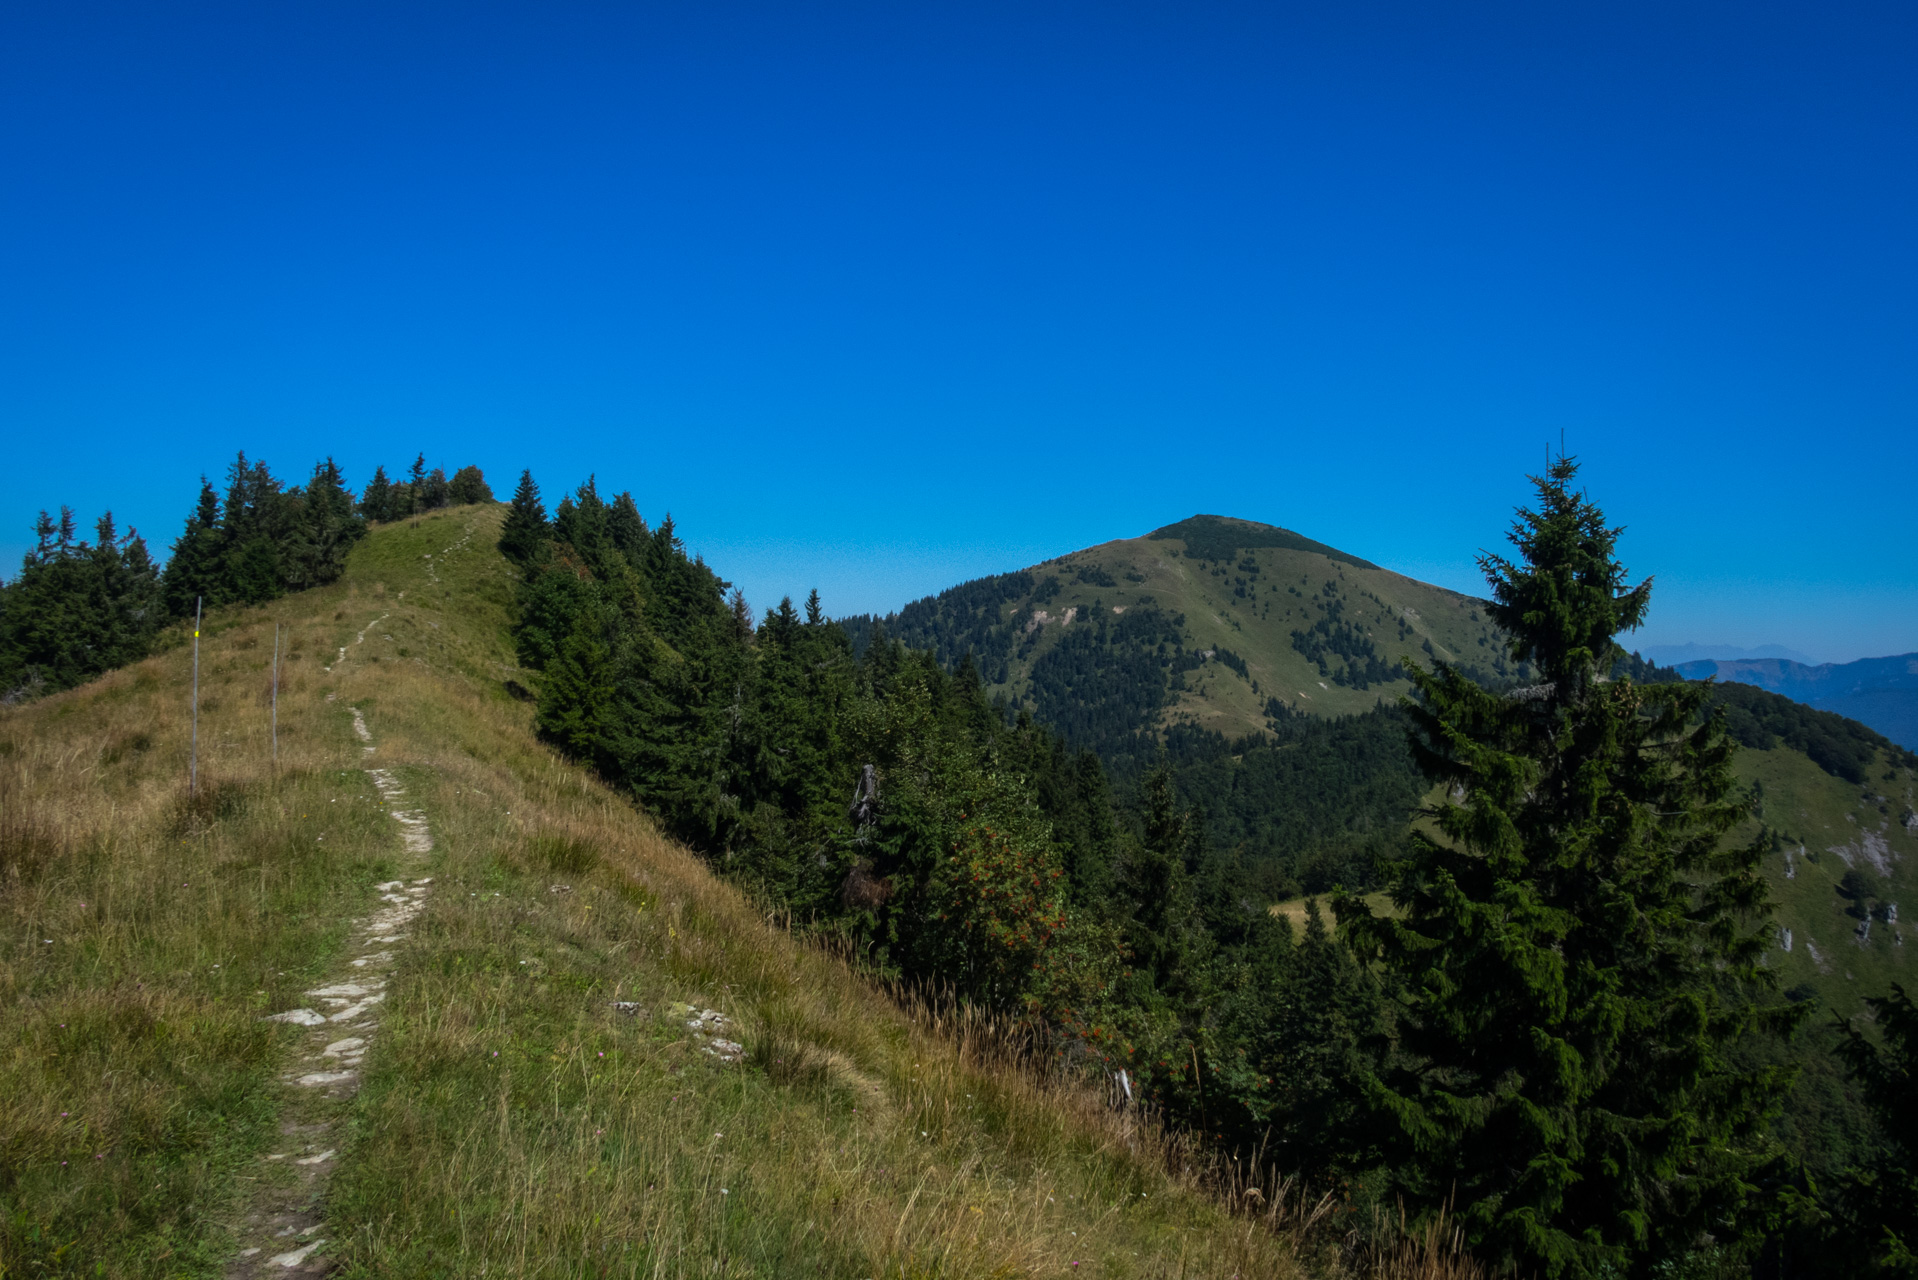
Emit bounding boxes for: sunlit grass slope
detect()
[3,505,1326,1278]
[1731,745,1916,1016]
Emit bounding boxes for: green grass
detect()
[4,506,1354,1278]
[1268,892,1396,937]
[1731,744,1916,1016]
[0,565,411,1273]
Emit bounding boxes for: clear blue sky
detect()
[3,1,1913,663]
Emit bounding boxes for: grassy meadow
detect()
[5,505,1478,1278]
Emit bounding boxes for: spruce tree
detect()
[161,479,224,617]
[403,453,428,517]
[217,453,288,605]
[606,490,647,562]
[0,510,83,695]
[0,508,161,697]
[83,512,162,672]
[1265,900,1385,1173]
[286,457,365,589]
[361,465,394,524]
[1339,456,1790,1277]
[498,469,548,567]
[536,607,617,769]
[1821,984,1918,1276]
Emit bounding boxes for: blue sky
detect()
[3,2,1913,663]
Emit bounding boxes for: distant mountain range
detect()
[1675,652,1918,751]
[1641,642,1816,666]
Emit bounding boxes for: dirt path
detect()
[323,614,389,673]
[226,708,434,1276]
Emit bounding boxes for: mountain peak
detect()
[1146,514,1380,570]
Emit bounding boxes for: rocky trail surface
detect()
[226,708,435,1276]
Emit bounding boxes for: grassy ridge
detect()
[3,506,1352,1278]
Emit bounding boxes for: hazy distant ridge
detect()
[1676,652,1918,750]
[1642,642,1816,666]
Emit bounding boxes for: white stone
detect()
[268,1240,327,1267]
[328,993,386,1021]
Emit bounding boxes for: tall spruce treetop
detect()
[1479,457,1649,700]
[498,469,548,568]
[160,478,223,617]
[403,453,428,517]
[1340,456,1791,1279]
[360,465,394,524]
[286,456,365,590]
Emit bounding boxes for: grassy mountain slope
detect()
[1732,741,1916,1016]
[850,514,1509,751]
[2,505,1325,1278]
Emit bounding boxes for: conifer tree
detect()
[552,478,613,575]
[360,465,394,524]
[403,453,428,517]
[217,452,288,605]
[448,464,493,505]
[1818,985,1918,1276]
[161,479,224,617]
[1118,766,1202,992]
[497,469,548,567]
[536,607,617,769]
[286,457,365,589]
[1220,898,1385,1175]
[1340,457,1791,1277]
[1,507,161,697]
[420,465,451,511]
[83,512,163,672]
[607,491,647,562]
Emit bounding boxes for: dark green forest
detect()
[5,456,1913,1277]
[513,461,1914,1278]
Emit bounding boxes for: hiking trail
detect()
[226,708,434,1276]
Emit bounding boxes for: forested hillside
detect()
[512,461,1917,1277]
[7,459,1916,1278]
